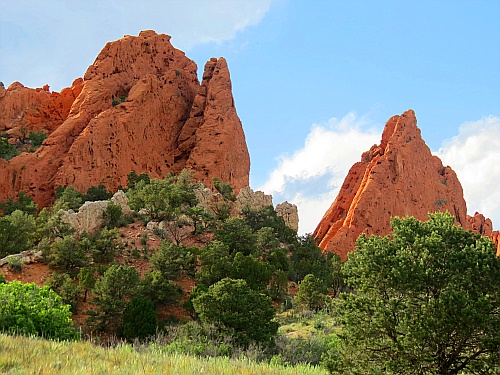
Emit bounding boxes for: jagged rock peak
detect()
[314,110,470,260]
[467,212,500,256]
[0,31,250,208]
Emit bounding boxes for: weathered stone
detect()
[314,110,470,260]
[233,187,273,215]
[0,31,250,208]
[275,201,299,232]
[110,190,132,215]
[61,200,108,233]
[0,250,43,267]
[194,186,226,218]
[467,212,499,256]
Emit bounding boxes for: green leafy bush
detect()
[53,186,84,211]
[139,270,181,306]
[46,272,80,313]
[192,278,278,347]
[83,184,113,202]
[295,274,329,311]
[0,191,38,215]
[29,130,48,151]
[0,136,16,160]
[150,241,196,280]
[87,265,140,331]
[0,281,79,340]
[119,298,157,342]
[0,210,36,257]
[102,201,123,228]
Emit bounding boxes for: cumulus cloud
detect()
[0,0,274,91]
[435,116,500,230]
[258,113,381,234]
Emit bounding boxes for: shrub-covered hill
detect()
[0,170,337,347]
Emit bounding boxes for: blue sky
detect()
[1,0,499,233]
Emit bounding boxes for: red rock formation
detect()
[0,79,83,139]
[467,212,500,256]
[314,110,469,260]
[0,31,250,207]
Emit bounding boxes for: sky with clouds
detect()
[1,0,499,233]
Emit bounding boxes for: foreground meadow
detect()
[0,334,328,375]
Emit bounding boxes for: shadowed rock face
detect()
[314,110,473,260]
[0,31,250,207]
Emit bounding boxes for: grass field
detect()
[0,334,328,375]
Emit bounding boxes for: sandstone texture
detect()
[60,190,132,233]
[0,79,83,140]
[275,201,299,232]
[233,187,273,214]
[194,185,272,219]
[0,31,250,207]
[467,212,500,256]
[314,110,471,260]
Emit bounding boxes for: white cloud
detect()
[258,113,381,234]
[435,116,500,230]
[0,0,274,91]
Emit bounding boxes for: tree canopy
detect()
[0,281,79,340]
[192,278,278,347]
[325,212,500,375]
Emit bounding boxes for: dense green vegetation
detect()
[1,170,499,374]
[325,213,500,375]
[0,281,79,340]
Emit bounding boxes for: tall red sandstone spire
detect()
[313,110,494,260]
[0,31,250,207]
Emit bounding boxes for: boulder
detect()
[275,201,299,232]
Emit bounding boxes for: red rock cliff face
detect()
[0,79,83,139]
[0,31,250,207]
[314,110,469,260]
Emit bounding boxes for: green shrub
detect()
[0,210,36,258]
[53,186,84,211]
[139,270,181,306]
[29,130,48,151]
[150,241,196,280]
[0,136,16,160]
[102,201,123,228]
[0,191,38,216]
[83,184,113,202]
[7,256,23,272]
[46,272,80,313]
[47,236,89,275]
[87,265,140,331]
[192,278,278,347]
[119,298,157,342]
[0,281,79,340]
[295,274,329,311]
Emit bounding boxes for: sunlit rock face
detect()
[314,110,472,260]
[0,31,250,208]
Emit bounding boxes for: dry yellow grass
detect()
[0,334,328,375]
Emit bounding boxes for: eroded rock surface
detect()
[275,201,299,232]
[314,110,470,260]
[0,31,249,207]
[467,212,500,256]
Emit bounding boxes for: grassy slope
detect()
[0,334,328,375]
